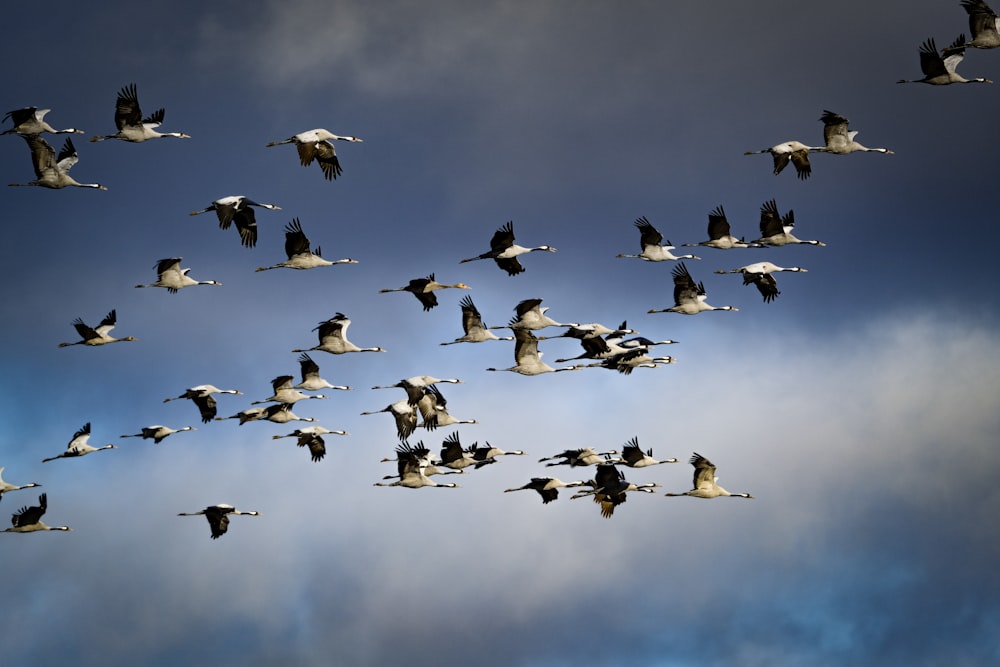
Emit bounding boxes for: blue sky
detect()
[2,1,999,665]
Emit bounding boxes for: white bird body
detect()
[91,83,190,142]
[617,216,701,261]
[9,135,106,190]
[135,257,221,293]
[42,423,117,462]
[120,425,195,444]
[266,128,362,180]
[292,313,385,355]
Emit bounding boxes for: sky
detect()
[1,1,999,665]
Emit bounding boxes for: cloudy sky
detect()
[2,1,999,665]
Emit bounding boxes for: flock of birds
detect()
[3,1,997,535]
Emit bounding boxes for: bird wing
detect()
[758,199,784,237]
[748,273,780,303]
[941,35,968,74]
[298,353,321,381]
[671,263,701,305]
[284,218,312,258]
[634,216,664,248]
[489,221,516,252]
[155,257,184,279]
[11,494,46,527]
[820,110,851,149]
[706,206,732,240]
[789,150,811,180]
[71,317,99,341]
[231,207,258,248]
[94,310,118,337]
[141,108,165,128]
[114,84,143,130]
[312,140,342,180]
[23,134,56,179]
[55,138,78,172]
[690,453,717,490]
[192,394,218,423]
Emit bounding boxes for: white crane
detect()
[164,385,243,423]
[486,327,581,376]
[441,295,514,345]
[664,453,754,499]
[294,353,350,392]
[617,437,678,467]
[178,504,260,540]
[265,129,362,180]
[58,309,136,347]
[743,140,823,180]
[42,423,117,462]
[9,136,107,190]
[2,494,71,533]
[251,375,327,405]
[570,463,660,518]
[818,110,895,154]
[647,262,738,315]
[380,274,471,311]
[617,216,701,261]
[189,195,282,249]
[898,34,992,85]
[503,477,587,504]
[962,0,1000,48]
[134,257,222,293]
[292,313,386,355]
[460,221,556,276]
[2,107,83,136]
[120,425,196,444]
[256,218,358,271]
[490,298,578,331]
[0,467,41,500]
[683,206,761,250]
[751,200,825,247]
[90,83,190,142]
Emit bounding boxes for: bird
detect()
[616,216,701,261]
[42,423,117,462]
[120,425,196,444]
[440,295,514,345]
[379,274,471,311]
[579,348,676,375]
[58,309,136,347]
[255,218,358,271]
[134,257,222,293]
[570,463,660,518]
[8,135,107,190]
[486,327,581,376]
[251,375,327,405]
[214,407,268,425]
[714,260,808,278]
[490,298,577,331]
[539,320,636,342]
[664,453,754,499]
[460,221,557,276]
[90,83,190,142]
[189,195,282,249]
[273,426,348,463]
[371,375,463,405]
[503,477,587,504]
[471,442,526,468]
[415,384,479,431]
[437,432,482,471]
[962,0,1000,48]
[178,504,260,540]
[292,313,386,355]
[617,437,678,467]
[254,403,316,425]
[743,272,780,303]
[293,353,351,392]
[164,385,243,423]
[2,494,71,533]
[373,445,461,489]
[539,447,619,468]
[818,110,895,154]
[265,129,363,180]
[2,107,83,136]
[743,140,822,180]
[751,200,825,247]
[683,206,760,250]
[0,467,41,501]
[897,34,993,85]
[360,399,419,441]
[647,262,738,315]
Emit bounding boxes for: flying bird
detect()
[373,444,461,489]
[683,206,761,250]
[441,295,514,345]
[2,494,71,533]
[293,353,351,392]
[2,107,83,136]
[90,83,190,142]
[539,447,619,468]
[818,110,895,154]
[504,478,587,504]
[134,257,222,293]
[486,327,581,376]
[750,200,825,247]
[570,463,660,518]
[616,216,701,261]
[178,504,260,540]
[256,218,358,271]
[120,425,196,444]
[265,129,363,180]
[617,437,679,467]
[647,263,738,315]
[961,0,1000,48]
[189,195,282,249]
[379,274,471,311]
[9,135,106,190]
[460,221,556,276]
[491,298,577,331]
[250,375,327,405]
[58,309,136,347]
[0,467,41,501]
[743,140,822,180]
[273,426,348,463]
[42,423,117,462]
[292,313,386,355]
[664,453,754,499]
[360,399,419,441]
[897,34,992,85]
[164,385,243,423]
[371,375,463,406]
